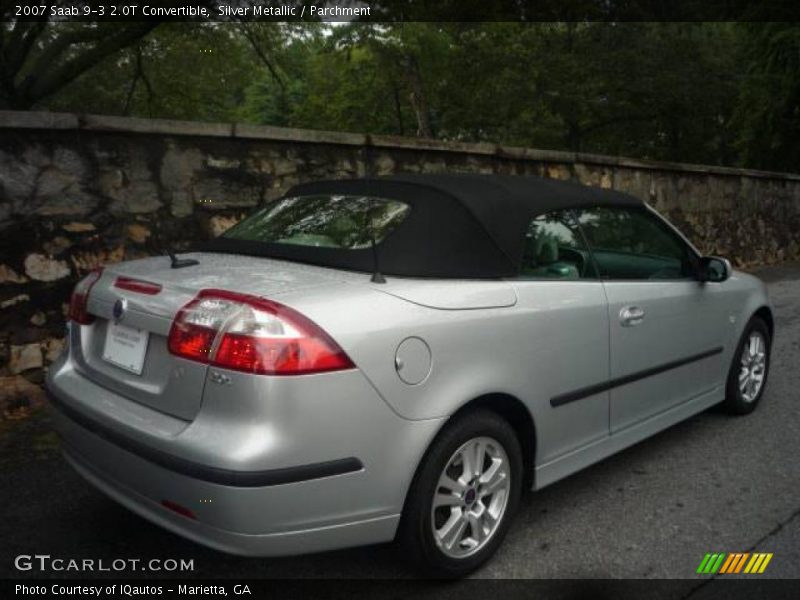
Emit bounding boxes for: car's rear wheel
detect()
[398,410,523,577]
[722,316,771,415]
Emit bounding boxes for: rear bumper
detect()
[59,425,399,557]
[46,352,445,556]
[50,391,363,488]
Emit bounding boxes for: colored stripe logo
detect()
[696,552,773,574]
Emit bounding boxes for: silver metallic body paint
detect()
[47,215,771,556]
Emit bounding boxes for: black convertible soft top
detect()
[204,173,643,279]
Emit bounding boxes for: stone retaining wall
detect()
[1,111,799,418]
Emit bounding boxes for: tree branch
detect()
[238,23,285,90]
[16,26,115,99]
[25,23,158,105]
[3,21,49,76]
[122,46,143,115]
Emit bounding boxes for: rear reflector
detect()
[114,276,162,295]
[68,268,103,325]
[167,289,354,375]
[161,500,196,520]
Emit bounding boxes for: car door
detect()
[575,205,729,433]
[511,209,611,463]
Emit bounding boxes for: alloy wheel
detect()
[739,331,767,403]
[430,436,511,559]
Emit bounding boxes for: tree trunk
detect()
[392,84,405,135]
[0,22,157,110]
[566,121,582,153]
[404,55,433,138]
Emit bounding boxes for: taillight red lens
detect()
[114,276,162,295]
[167,289,354,375]
[68,268,103,325]
[168,323,217,362]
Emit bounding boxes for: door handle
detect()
[620,305,645,326]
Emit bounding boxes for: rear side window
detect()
[575,206,692,280]
[224,195,411,249]
[519,210,596,279]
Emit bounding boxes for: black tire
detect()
[397,409,524,578]
[722,316,771,415]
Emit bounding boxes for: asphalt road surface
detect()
[1,265,798,593]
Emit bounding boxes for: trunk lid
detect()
[76,252,342,421]
[73,251,516,421]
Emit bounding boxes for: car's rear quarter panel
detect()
[280,280,610,472]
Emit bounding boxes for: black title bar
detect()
[4,579,800,600]
[4,0,800,22]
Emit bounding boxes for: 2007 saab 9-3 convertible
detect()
[47,174,773,576]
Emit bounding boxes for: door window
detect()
[575,207,693,280]
[519,210,596,279]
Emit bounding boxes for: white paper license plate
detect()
[102,321,149,375]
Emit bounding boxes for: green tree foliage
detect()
[0,18,157,110]
[3,19,798,173]
[733,24,800,171]
[0,0,231,110]
[227,22,787,170]
[41,23,289,121]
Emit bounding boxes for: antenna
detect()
[369,234,386,283]
[365,153,387,283]
[166,248,199,269]
[156,225,198,269]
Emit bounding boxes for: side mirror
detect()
[698,256,732,283]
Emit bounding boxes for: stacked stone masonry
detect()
[1,111,799,417]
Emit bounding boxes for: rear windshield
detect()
[223,194,411,249]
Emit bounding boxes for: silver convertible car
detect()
[47,174,773,576]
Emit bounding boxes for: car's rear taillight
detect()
[167,289,354,375]
[68,268,103,325]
